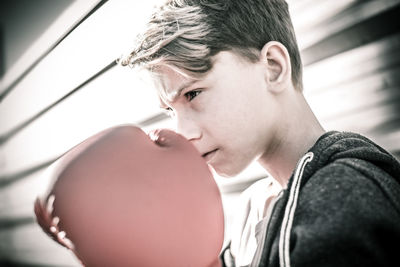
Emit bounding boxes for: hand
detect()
[34,195,75,250]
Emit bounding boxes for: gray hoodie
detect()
[223,131,400,267]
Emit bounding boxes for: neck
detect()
[257,91,325,188]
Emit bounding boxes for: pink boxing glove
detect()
[34,125,224,267]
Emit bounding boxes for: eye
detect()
[184,90,201,101]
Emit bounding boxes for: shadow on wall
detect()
[0,0,73,76]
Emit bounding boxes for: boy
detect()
[121,0,400,266]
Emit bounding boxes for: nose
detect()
[175,112,202,142]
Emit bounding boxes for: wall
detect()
[0,0,399,265]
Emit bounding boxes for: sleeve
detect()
[288,162,400,267]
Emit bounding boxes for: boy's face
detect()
[155,51,280,177]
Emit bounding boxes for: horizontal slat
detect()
[321,100,399,139]
[307,67,400,121]
[0,223,80,265]
[0,0,101,95]
[0,158,54,188]
[373,130,400,153]
[0,0,108,103]
[302,2,400,65]
[303,33,400,93]
[0,168,51,219]
[0,216,34,231]
[0,60,117,146]
[0,1,159,135]
[296,0,400,50]
[290,0,357,42]
[0,66,160,176]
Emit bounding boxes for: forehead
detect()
[153,66,197,103]
[152,51,253,104]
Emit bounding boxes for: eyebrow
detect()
[173,80,197,101]
[159,80,197,108]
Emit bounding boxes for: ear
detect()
[260,41,292,93]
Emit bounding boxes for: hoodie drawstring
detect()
[279,152,314,267]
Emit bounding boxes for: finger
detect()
[46,194,55,214]
[52,216,60,226]
[34,198,48,229]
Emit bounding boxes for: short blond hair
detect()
[122,0,303,90]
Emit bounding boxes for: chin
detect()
[210,164,244,178]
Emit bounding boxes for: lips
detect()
[202,149,218,163]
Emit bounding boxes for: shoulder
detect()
[289,159,400,266]
[298,159,400,219]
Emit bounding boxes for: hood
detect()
[300,131,400,187]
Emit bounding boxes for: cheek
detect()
[202,99,254,145]
[199,84,268,147]
[213,108,268,160]
[202,106,238,139]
